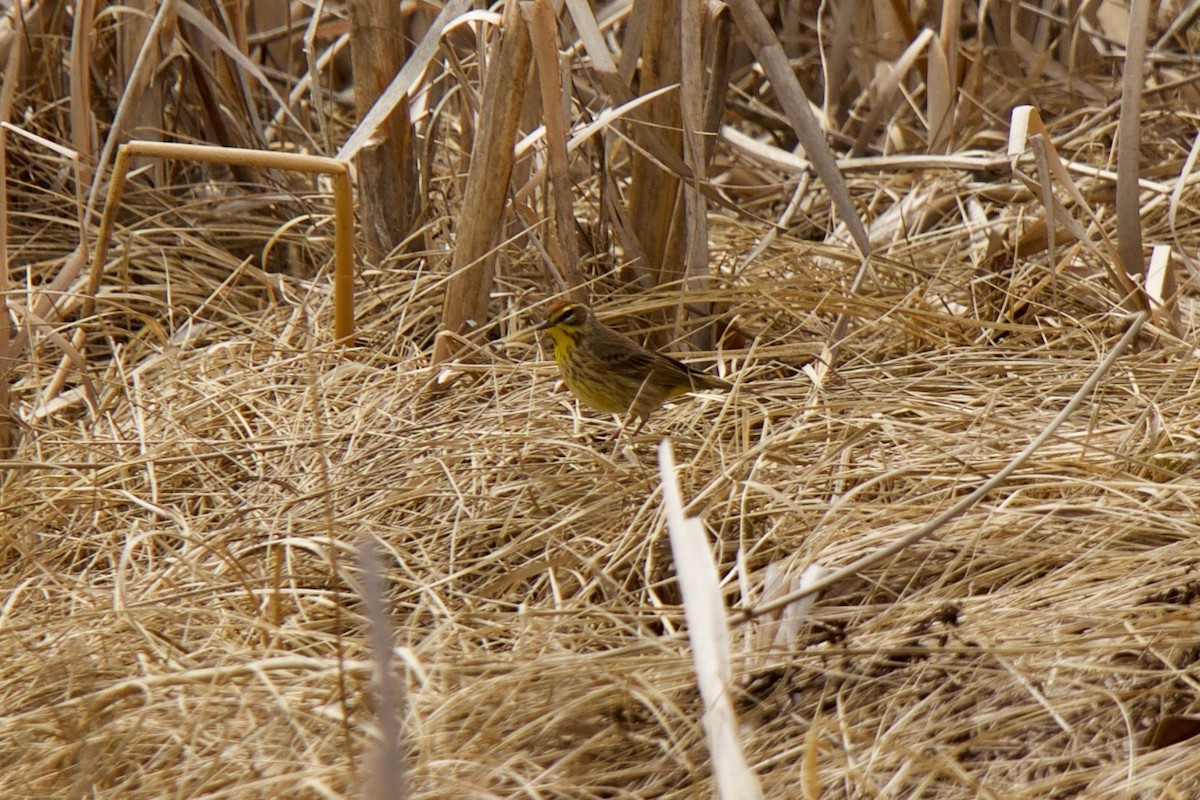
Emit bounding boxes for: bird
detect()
[537,300,733,431]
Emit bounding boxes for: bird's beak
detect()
[536,319,553,331]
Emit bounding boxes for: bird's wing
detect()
[650,352,731,392]
[594,328,731,391]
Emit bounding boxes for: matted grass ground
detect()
[4,3,1200,798]
[4,237,1200,797]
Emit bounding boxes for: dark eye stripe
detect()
[552,305,581,326]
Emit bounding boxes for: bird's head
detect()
[537,301,592,345]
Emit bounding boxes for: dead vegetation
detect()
[3,1,1200,798]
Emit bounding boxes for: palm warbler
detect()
[537,300,732,428]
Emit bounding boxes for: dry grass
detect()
[4,3,1200,799]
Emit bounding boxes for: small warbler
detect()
[537,301,733,429]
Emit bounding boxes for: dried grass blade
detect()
[849,28,935,158]
[337,0,472,162]
[0,7,19,455]
[1008,106,1144,309]
[359,542,409,800]
[562,0,745,226]
[1114,0,1150,280]
[1031,132,1059,294]
[85,0,177,217]
[724,0,870,257]
[658,438,763,800]
[701,4,732,165]
[680,0,710,345]
[617,0,653,85]
[927,0,961,153]
[628,3,685,297]
[719,124,810,172]
[1156,0,1200,47]
[514,84,676,169]
[69,0,96,208]
[1144,244,1178,332]
[752,563,830,663]
[562,0,625,98]
[884,0,920,40]
[818,0,854,122]
[1167,129,1200,282]
[11,302,99,415]
[175,2,311,148]
[523,0,582,289]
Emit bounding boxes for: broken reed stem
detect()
[433,4,532,365]
[41,140,356,414]
[522,0,582,292]
[1115,0,1150,282]
[91,141,355,337]
[347,0,415,261]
